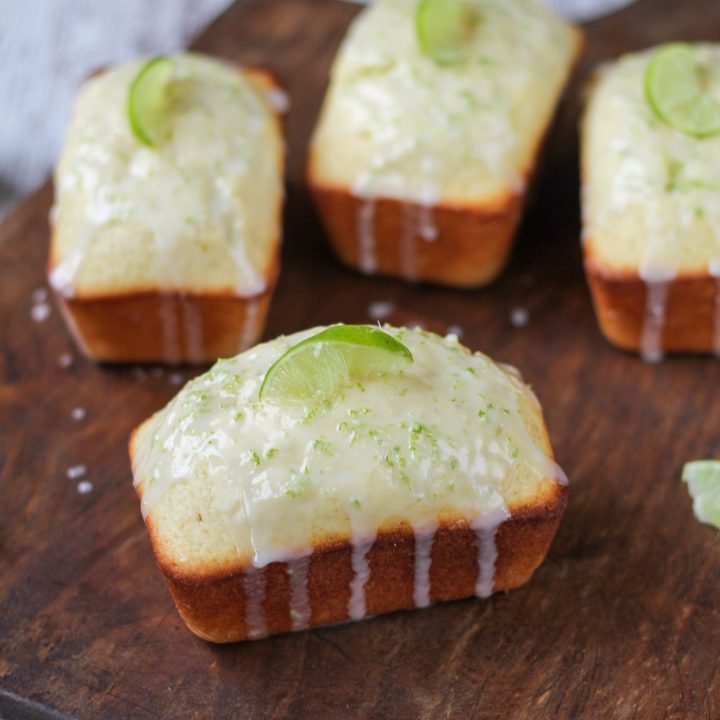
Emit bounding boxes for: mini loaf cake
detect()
[49,53,285,364]
[583,44,720,359]
[130,324,567,642]
[308,0,581,287]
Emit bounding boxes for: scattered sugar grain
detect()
[58,353,74,368]
[447,324,464,338]
[31,303,50,322]
[510,307,530,328]
[66,464,86,480]
[32,287,48,303]
[367,301,395,321]
[71,407,86,421]
[168,372,184,386]
[132,367,148,382]
[151,367,164,378]
[77,480,94,494]
[266,88,290,113]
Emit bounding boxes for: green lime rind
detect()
[127,55,175,147]
[682,460,720,529]
[645,44,720,139]
[415,0,476,66]
[259,325,414,404]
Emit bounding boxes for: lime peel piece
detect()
[259,325,414,405]
[682,460,720,529]
[127,55,175,147]
[415,0,478,66]
[645,44,720,139]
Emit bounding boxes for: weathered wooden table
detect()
[1,1,719,717]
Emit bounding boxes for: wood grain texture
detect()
[1,0,720,718]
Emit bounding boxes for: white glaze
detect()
[412,527,436,608]
[473,507,510,598]
[711,260,720,357]
[242,566,268,639]
[51,53,281,299]
[287,557,311,631]
[639,267,674,363]
[357,199,377,272]
[348,539,374,620]
[313,0,577,206]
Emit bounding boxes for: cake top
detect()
[132,325,564,569]
[310,0,578,204]
[583,44,720,277]
[50,53,283,297]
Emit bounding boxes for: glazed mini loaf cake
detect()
[308,0,581,287]
[130,324,567,642]
[49,53,285,364]
[583,44,720,359]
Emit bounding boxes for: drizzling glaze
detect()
[412,527,436,608]
[133,326,565,634]
[639,268,674,363]
[243,566,268,639]
[348,539,374,620]
[711,260,720,357]
[287,557,311,631]
[356,198,377,273]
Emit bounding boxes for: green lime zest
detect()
[259,325,413,404]
[127,56,175,147]
[415,0,478,66]
[682,460,720,529]
[645,44,720,139]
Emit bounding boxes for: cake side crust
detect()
[308,182,523,288]
[584,250,719,353]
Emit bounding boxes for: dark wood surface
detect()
[2,0,720,717]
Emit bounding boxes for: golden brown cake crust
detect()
[53,285,276,364]
[584,253,718,353]
[308,184,523,288]
[150,488,567,643]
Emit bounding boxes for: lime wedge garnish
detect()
[682,460,720,529]
[415,0,478,66]
[645,44,720,138]
[259,325,413,404]
[127,56,174,147]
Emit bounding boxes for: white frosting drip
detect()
[412,527,436,608]
[356,198,377,272]
[242,566,267,639]
[348,539,374,620]
[639,267,674,363]
[473,506,510,598]
[287,556,311,631]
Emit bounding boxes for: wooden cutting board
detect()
[2,1,719,717]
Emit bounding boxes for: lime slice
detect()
[259,325,413,404]
[416,0,477,66]
[645,44,720,138]
[127,56,175,147]
[682,460,720,529]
